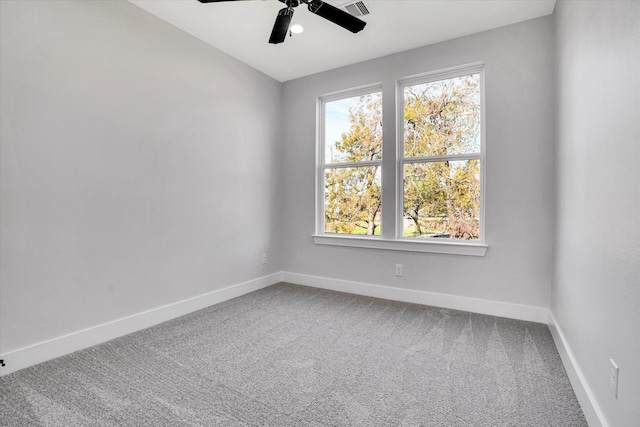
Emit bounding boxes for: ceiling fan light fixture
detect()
[290,24,304,34]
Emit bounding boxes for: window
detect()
[320,88,383,236]
[316,64,486,256]
[400,72,482,241]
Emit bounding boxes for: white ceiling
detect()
[128,0,556,82]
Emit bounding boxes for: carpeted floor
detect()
[1,282,586,426]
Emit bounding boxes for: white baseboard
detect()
[0,272,282,376]
[548,312,607,427]
[1,271,551,377]
[281,272,549,323]
[2,270,603,427]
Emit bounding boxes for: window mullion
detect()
[380,79,397,240]
[395,78,406,240]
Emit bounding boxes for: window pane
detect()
[324,166,381,235]
[403,160,480,240]
[325,92,382,164]
[404,74,480,158]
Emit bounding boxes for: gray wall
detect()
[281,17,556,309]
[553,1,640,425]
[0,0,283,353]
[4,3,637,424]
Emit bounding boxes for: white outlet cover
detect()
[395,264,403,277]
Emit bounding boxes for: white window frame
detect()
[314,63,488,257]
[315,84,384,237]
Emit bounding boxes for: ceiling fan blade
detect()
[269,7,294,44]
[306,0,366,33]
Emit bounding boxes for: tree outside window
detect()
[318,65,484,244]
[322,91,382,236]
[402,73,481,240]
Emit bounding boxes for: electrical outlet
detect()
[395,264,403,277]
[261,253,267,264]
[609,359,619,398]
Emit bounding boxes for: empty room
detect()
[1,0,638,426]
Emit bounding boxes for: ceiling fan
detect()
[197,0,367,44]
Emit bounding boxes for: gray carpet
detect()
[1,282,586,426]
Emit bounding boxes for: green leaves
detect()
[404,75,480,158]
[333,92,383,163]
[324,166,381,235]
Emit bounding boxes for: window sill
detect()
[312,234,488,256]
